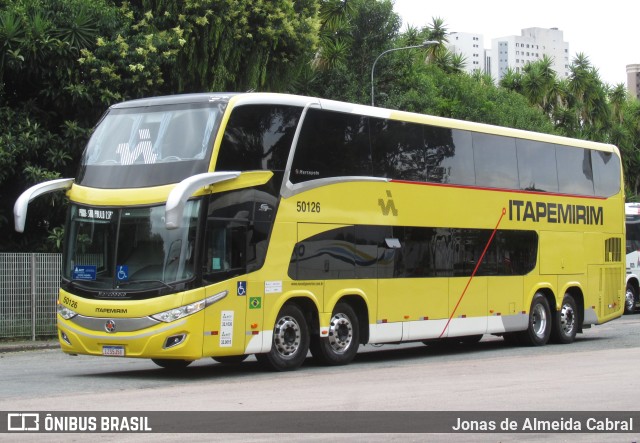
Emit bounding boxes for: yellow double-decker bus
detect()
[15,93,625,370]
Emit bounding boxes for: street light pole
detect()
[370,40,438,107]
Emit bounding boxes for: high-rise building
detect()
[490,27,569,83]
[443,27,570,84]
[446,32,485,75]
[627,64,640,100]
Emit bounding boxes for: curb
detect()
[0,341,60,353]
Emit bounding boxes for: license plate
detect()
[102,345,125,357]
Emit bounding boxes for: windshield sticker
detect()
[72,265,97,281]
[78,208,113,220]
[116,265,129,281]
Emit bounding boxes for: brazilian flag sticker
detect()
[249,297,262,309]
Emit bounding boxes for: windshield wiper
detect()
[116,279,174,290]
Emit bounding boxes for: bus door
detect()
[201,217,249,357]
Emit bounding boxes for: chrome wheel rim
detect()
[532,302,548,338]
[327,312,354,354]
[626,288,635,312]
[559,302,576,336]
[274,315,301,358]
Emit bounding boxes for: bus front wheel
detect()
[519,293,551,346]
[550,293,578,344]
[257,304,309,371]
[310,302,360,366]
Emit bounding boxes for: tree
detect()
[1,0,321,252]
[0,0,120,251]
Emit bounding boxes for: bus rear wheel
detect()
[152,359,193,369]
[310,302,359,366]
[257,304,309,371]
[518,293,551,346]
[551,293,578,344]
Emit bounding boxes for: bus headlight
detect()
[151,300,207,323]
[57,303,78,320]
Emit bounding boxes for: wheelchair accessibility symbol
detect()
[237,281,247,296]
[117,265,129,281]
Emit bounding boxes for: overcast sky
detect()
[393,0,637,86]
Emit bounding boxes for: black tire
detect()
[518,293,551,346]
[212,355,248,364]
[256,304,309,371]
[152,359,193,369]
[309,302,360,366]
[551,293,578,344]
[625,284,636,314]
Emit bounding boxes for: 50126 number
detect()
[297,201,320,213]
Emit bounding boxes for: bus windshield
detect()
[77,101,226,188]
[63,202,200,293]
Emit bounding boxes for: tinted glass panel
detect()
[203,188,277,283]
[288,225,537,280]
[473,133,518,189]
[556,145,594,195]
[435,129,475,185]
[289,226,356,279]
[592,150,621,197]
[370,120,458,183]
[355,225,392,278]
[516,139,559,192]
[291,109,371,183]
[371,119,425,181]
[216,105,301,172]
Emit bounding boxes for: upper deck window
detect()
[216,104,302,172]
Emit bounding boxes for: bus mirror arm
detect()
[14,178,74,233]
[165,171,240,230]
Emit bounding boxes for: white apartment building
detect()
[444,27,570,84]
[446,32,485,75]
[628,64,640,100]
[491,27,569,83]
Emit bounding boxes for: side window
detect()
[556,145,594,196]
[434,129,475,186]
[392,227,438,278]
[217,105,301,172]
[291,109,372,183]
[473,132,518,189]
[592,150,621,197]
[355,225,392,279]
[203,190,276,283]
[288,226,356,280]
[371,119,425,181]
[516,139,559,192]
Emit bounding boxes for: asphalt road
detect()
[1,313,640,442]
